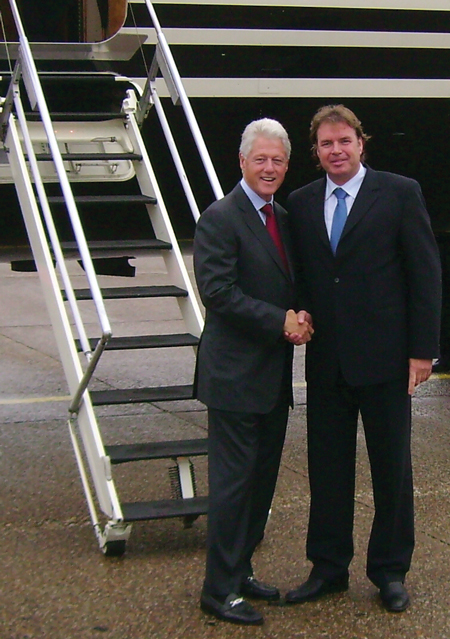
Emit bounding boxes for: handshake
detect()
[283,309,314,345]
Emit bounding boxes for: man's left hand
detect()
[408,358,433,395]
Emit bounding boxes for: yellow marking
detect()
[0,395,71,405]
[0,373,447,406]
[293,374,450,388]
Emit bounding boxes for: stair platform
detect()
[33,152,142,162]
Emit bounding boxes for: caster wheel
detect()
[102,539,126,557]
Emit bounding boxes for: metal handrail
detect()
[138,86,202,222]
[143,0,224,203]
[7,0,112,409]
[12,76,92,354]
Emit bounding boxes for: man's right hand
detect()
[283,309,313,345]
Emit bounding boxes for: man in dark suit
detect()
[285,104,441,612]
[194,118,312,625]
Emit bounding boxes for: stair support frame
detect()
[6,114,124,527]
[124,98,205,338]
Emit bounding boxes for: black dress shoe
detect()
[379,582,410,612]
[241,576,280,601]
[285,574,349,604]
[200,591,264,625]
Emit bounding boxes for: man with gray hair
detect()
[194,118,312,625]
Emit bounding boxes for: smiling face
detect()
[239,136,289,201]
[316,121,363,185]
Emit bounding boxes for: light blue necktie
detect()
[330,187,348,255]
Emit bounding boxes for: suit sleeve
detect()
[399,180,442,358]
[194,205,287,343]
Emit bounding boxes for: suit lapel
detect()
[233,185,292,280]
[303,170,381,258]
[306,178,330,250]
[339,167,380,246]
[275,202,295,280]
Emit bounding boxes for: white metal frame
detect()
[123,89,204,333]
[3,0,211,551]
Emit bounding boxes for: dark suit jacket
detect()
[287,167,442,387]
[194,183,296,413]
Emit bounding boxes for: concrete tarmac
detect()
[0,251,449,639]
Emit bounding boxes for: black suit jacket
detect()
[287,167,442,386]
[194,183,296,413]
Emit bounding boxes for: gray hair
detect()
[239,118,291,159]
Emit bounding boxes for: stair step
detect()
[67,285,188,301]
[76,333,199,352]
[32,153,142,162]
[90,384,194,405]
[26,112,124,121]
[38,73,121,83]
[121,497,208,522]
[49,195,157,205]
[59,239,170,257]
[105,438,208,464]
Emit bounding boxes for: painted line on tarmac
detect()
[0,395,71,405]
[0,374,447,405]
[293,374,450,388]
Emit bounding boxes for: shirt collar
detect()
[325,164,366,200]
[240,178,273,211]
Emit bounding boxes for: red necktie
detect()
[261,203,289,272]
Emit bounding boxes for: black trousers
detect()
[306,374,414,589]
[203,397,289,598]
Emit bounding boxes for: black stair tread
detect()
[38,73,122,82]
[90,384,194,405]
[121,497,208,522]
[25,112,124,121]
[76,333,199,351]
[60,239,169,253]
[32,152,142,161]
[68,285,188,301]
[48,194,157,205]
[105,438,208,463]
[57,240,171,262]
[61,239,169,250]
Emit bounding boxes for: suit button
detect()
[334,277,340,283]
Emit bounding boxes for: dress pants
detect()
[203,395,289,598]
[306,373,414,588]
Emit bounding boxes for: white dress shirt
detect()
[240,178,273,225]
[324,164,367,238]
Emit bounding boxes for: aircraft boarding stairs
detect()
[0,1,221,555]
